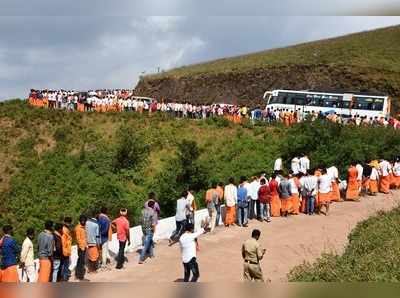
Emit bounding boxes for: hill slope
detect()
[135,25,400,112]
[1,100,399,243]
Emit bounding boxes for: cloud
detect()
[0,16,399,99]
[1,0,400,16]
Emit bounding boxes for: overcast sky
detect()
[1,16,400,99]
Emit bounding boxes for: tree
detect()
[114,124,150,173]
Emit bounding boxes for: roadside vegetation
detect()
[1,100,399,246]
[288,207,400,282]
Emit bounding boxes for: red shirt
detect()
[269,179,279,196]
[258,184,271,203]
[113,216,130,242]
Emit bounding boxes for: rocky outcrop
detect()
[135,64,400,112]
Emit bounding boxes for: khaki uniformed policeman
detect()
[241,229,265,282]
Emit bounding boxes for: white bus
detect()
[263,89,391,119]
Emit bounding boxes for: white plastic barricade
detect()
[21,205,225,277]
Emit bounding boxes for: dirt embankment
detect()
[135,64,400,112]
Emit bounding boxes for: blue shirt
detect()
[0,235,20,269]
[237,186,248,205]
[98,214,111,245]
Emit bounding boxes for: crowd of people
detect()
[2,153,398,283]
[27,89,400,128]
[27,89,253,121]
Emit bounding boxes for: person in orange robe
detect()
[289,173,301,215]
[327,166,341,202]
[346,162,360,201]
[269,174,281,217]
[0,225,20,283]
[318,168,332,215]
[379,159,391,194]
[283,110,290,127]
[279,174,292,217]
[37,221,54,283]
[224,178,237,226]
[368,165,379,195]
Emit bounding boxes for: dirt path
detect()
[90,191,400,282]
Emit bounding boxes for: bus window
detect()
[285,94,295,105]
[354,97,373,110]
[340,101,351,109]
[294,97,306,105]
[269,96,281,104]
[371,98,384,111]
[322,98,338,108]
[307,98,321,106]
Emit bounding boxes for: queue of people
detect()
[27,89,400,129]
[1,155,399,283]
[27,89,253,121]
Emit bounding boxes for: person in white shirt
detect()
[318,168,332,215]
[299,154,310,174]
[356,163,364,191]
[369,164,380,195]
[224,177,237,227]
[169,192,190,245]
[393,158,400,189]
[179,222,208,282]
[20,228,36,282]
[288,173,300,214]
[186,191,196,225]
[327,165,341,202]
[248,177,261,220]
[274,158,282,172]
[379,159,391,194]
[300,170,318,215]
[291,157,300,175]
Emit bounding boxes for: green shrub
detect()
[288,207,400,282]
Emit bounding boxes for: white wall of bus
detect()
[266,104,386,118]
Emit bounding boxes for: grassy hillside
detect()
[288,207,400,282]
[1,100,399,244]
[136,25,400,112]
[148,25,400,79]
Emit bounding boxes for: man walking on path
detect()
[242,229,266,282]
[61,217,72,281]
[112,209,130,269]
[20,228,36,282]
[318,168,332,216]
[169,192,190,244]
[258,178,271,222]
[346,162,360,201]
[75,215,88,281]
[98,208,111,270]
[237,178,249,227]
[37,220,54,283]
[279,174,292,217]
[205,183,218,233]
[139,200,157,263]
[179,222,208,282]
[86,214,100,273]
[224,177,238,227]
[215,182,224,226]
[301,170,318,215]
[248,176,261,220]
[0,225,20,283]
[379,159,392,194]
[52,223,63,282]
[269,174,281,217]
